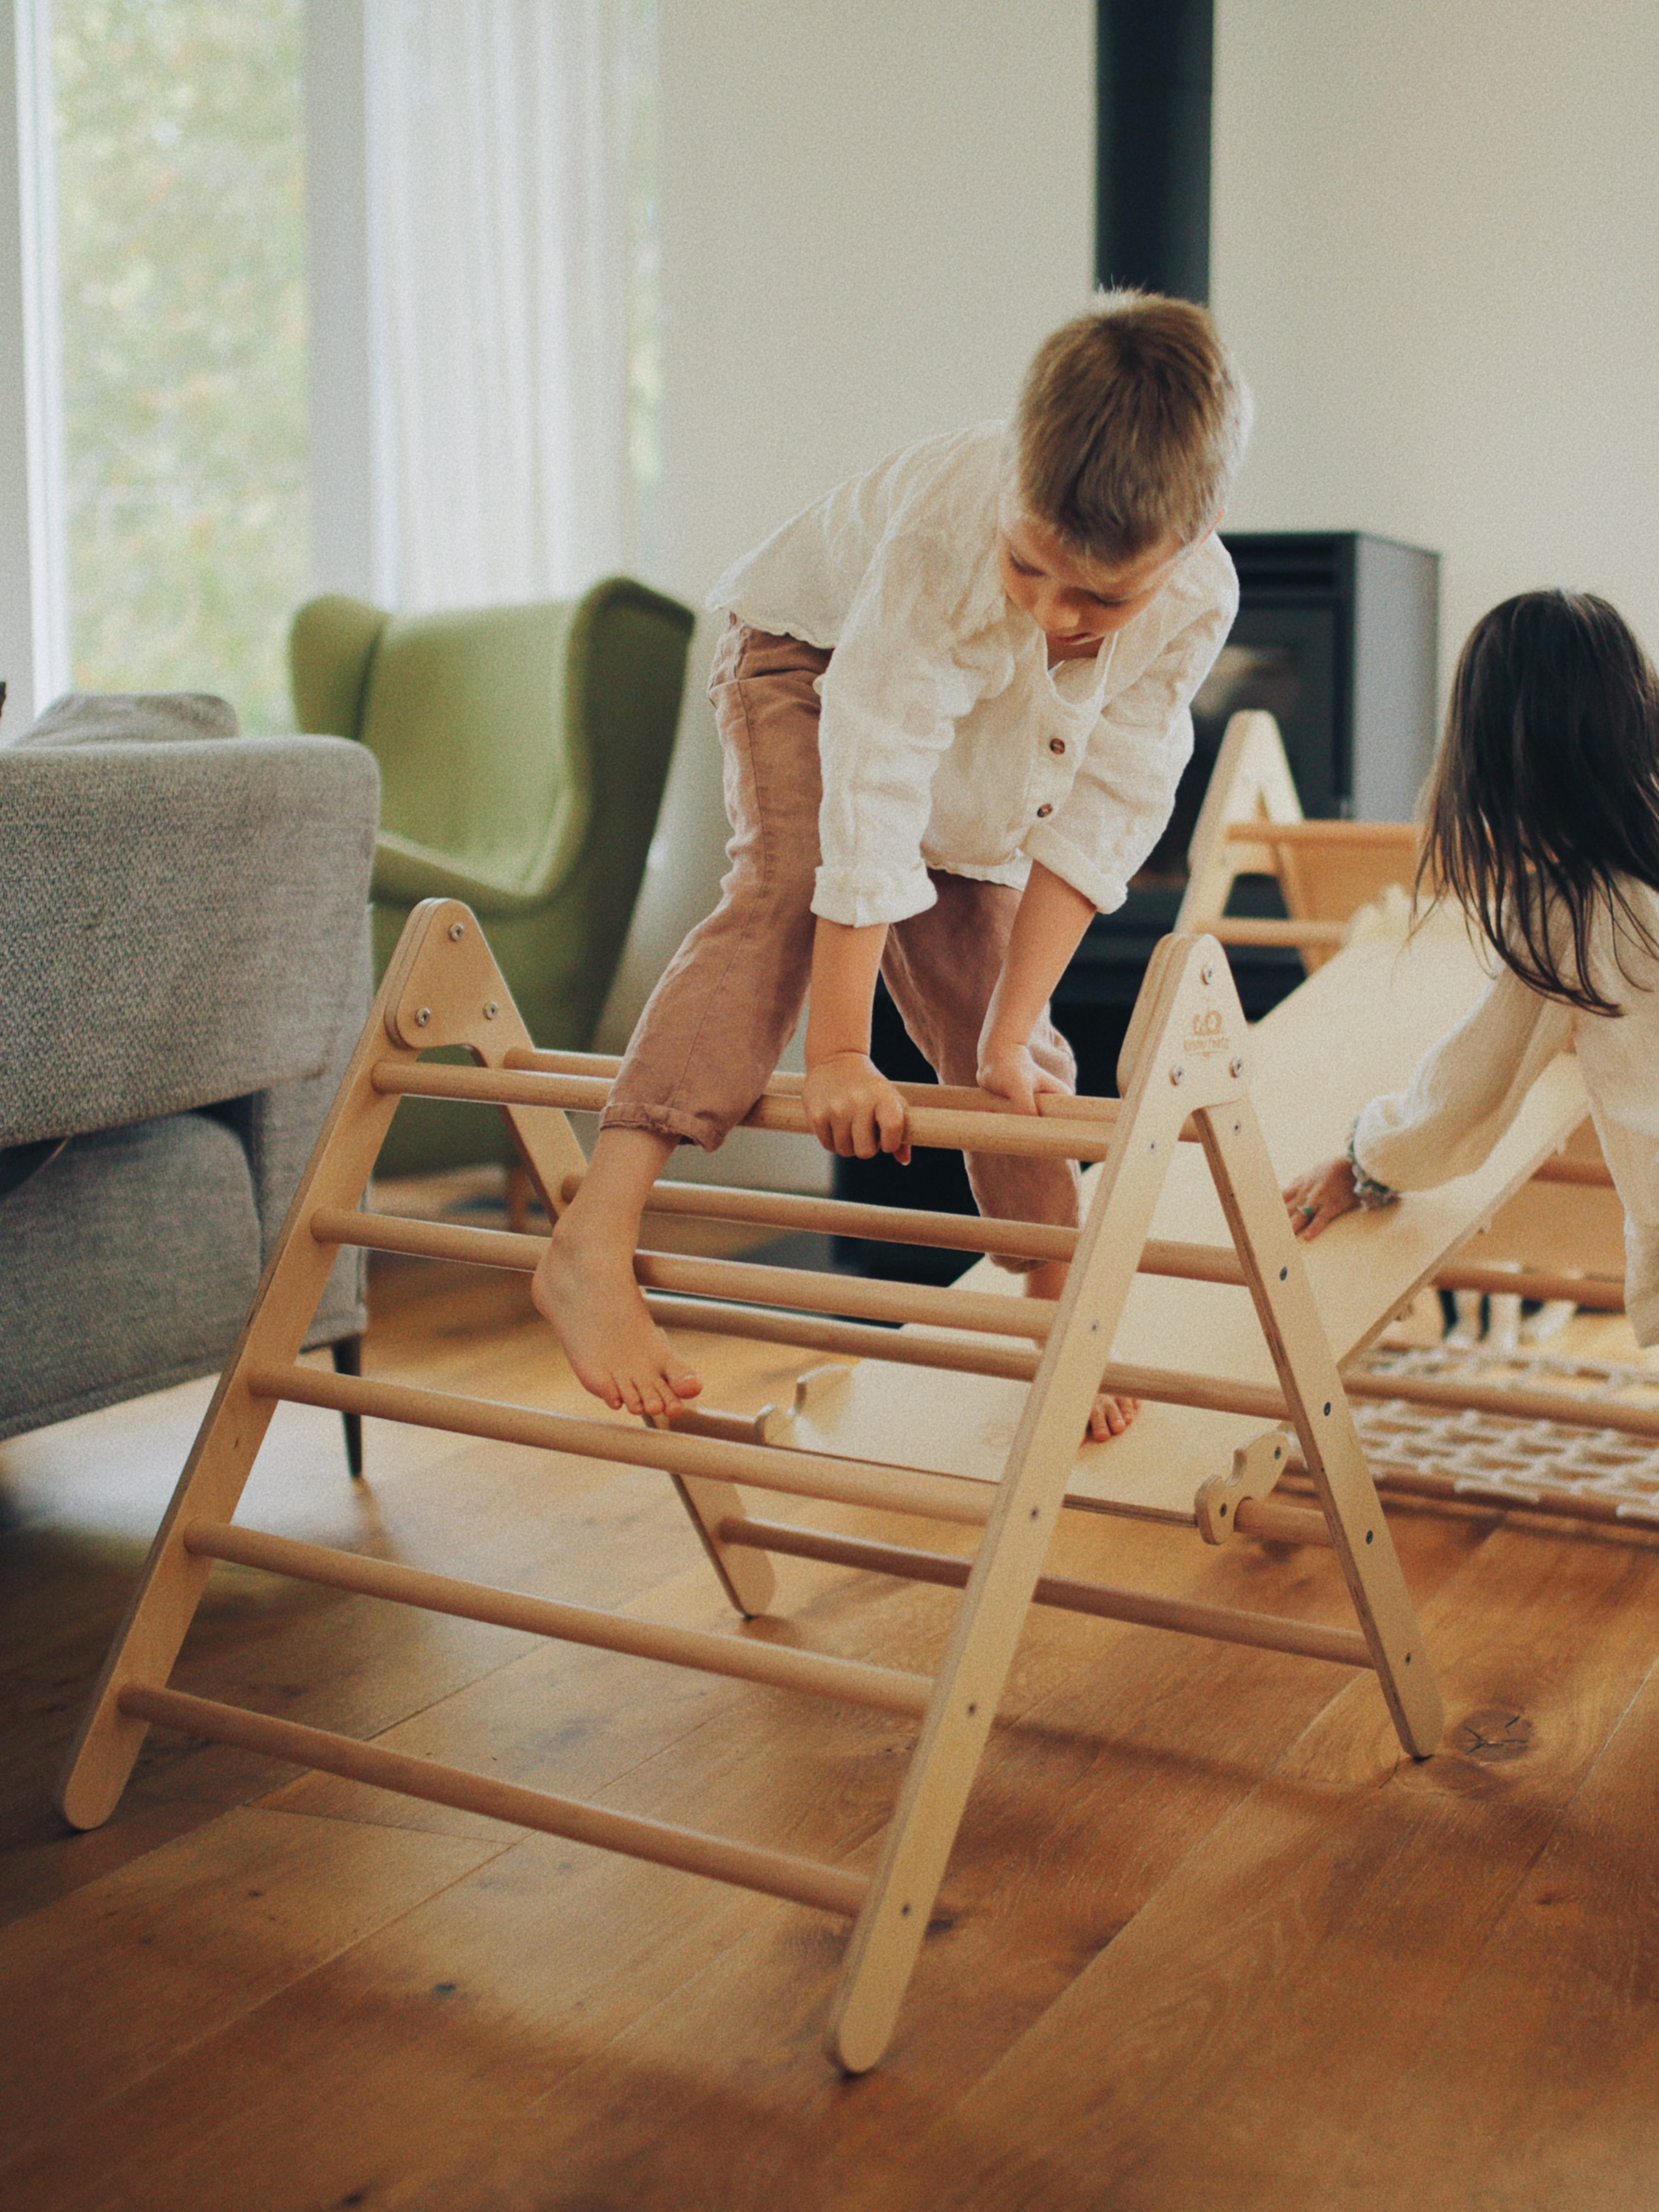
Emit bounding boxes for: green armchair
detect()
[290,576,695,1178]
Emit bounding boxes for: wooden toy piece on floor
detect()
[55,892,1442,2077]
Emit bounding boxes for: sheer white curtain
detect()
[365,0,650,611]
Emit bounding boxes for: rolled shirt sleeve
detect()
[1025,584,1235,913]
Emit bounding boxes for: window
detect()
[52,0,307,731]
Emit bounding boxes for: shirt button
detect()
[1036,803,1053,818]
[1049,738,1066,754]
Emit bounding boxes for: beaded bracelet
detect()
[1346,1127,1398,1212]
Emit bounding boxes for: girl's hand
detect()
[977,1038,1069,1116]
[802,1052,911,1162]
[1283,1155,1359,1240]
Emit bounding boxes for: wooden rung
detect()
[593,1175,1082,1264]
[1433,1262,1624,1311]
[118,1683,868,1916]
[1344,1367,1659,1440]
[313,1207,545,1269]
[318,1194,1244,1295]
[630,1180,1246,1287]
[631,1250,1053,1339]
[1530,1155,1616,1187]
[1282,1459,1659,1536]
[644,1300,1282,1422]
[182,1520,934,1716]
[247,1361,999,1525]
[370,1061,1123,1161]
[640,1294,1043,1381]
[717,1520,1371,1668]
[501,1045,1129,1128]
[308,1209,1042,1379]
[1222,819,1418,849]
[310,1209,1054,1338]
[1233,1498,1334,1546]
[305,1217,1269,1412]
[1206,918,1348,949]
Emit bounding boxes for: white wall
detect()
[1212,0,1659,687]
[600,0,1095,1185]
[653,0,1095,605]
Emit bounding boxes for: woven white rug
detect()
[1348,1343,1659,1530]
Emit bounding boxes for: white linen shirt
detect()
[707,422,1239,930]
[1353,892,1659,1345]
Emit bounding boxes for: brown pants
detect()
[604,620,1081,1263]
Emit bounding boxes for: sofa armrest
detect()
[0,729,379,1148]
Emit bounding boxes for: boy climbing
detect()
[536,289,1252,1436]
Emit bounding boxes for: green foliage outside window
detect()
[53,0,307,733]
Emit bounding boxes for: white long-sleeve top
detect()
[707,422,1238,929]
[1353,891,1659,1344]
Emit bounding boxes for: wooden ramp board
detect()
[789,903,1591,1522]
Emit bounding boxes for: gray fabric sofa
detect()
[0,692,379,1452]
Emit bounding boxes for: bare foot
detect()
[532,1218,702,1418]
[1085,1391,1140,1443]
[1024,1260,1139,1444]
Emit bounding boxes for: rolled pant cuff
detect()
[599,1102,732,1151]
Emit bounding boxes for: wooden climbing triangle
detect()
[58,892,1445,2073]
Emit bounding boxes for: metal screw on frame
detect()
[414,1007,432,1027]
[483,1002,499,1020]
[1169,1064,1184,1085]
[448,921,466,941]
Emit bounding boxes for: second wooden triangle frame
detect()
[55,897,1441,2074]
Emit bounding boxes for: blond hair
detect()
[1012,290,1251,561]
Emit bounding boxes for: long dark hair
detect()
[1420,590,1659,1016]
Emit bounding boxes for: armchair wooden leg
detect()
[331,1334,364,1478]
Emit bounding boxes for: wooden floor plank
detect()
[1318,1636,1659,2212]
[868,1521,1659,2211]
[0,1264,811,1924]
[0,1502,1484,2212]
[0,1807,499,2172]
[10,1252,1659,2211]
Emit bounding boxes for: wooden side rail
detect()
[718,1519,1369,1667]
[118,1684,868,1917]
[182,1521,933,1717]
[1344,1367,1659,1440]
[370,1061,1123,1162]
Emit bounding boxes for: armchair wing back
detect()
[291,575,694,1176]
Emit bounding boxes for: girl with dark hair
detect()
[1283,588,1659,1343]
